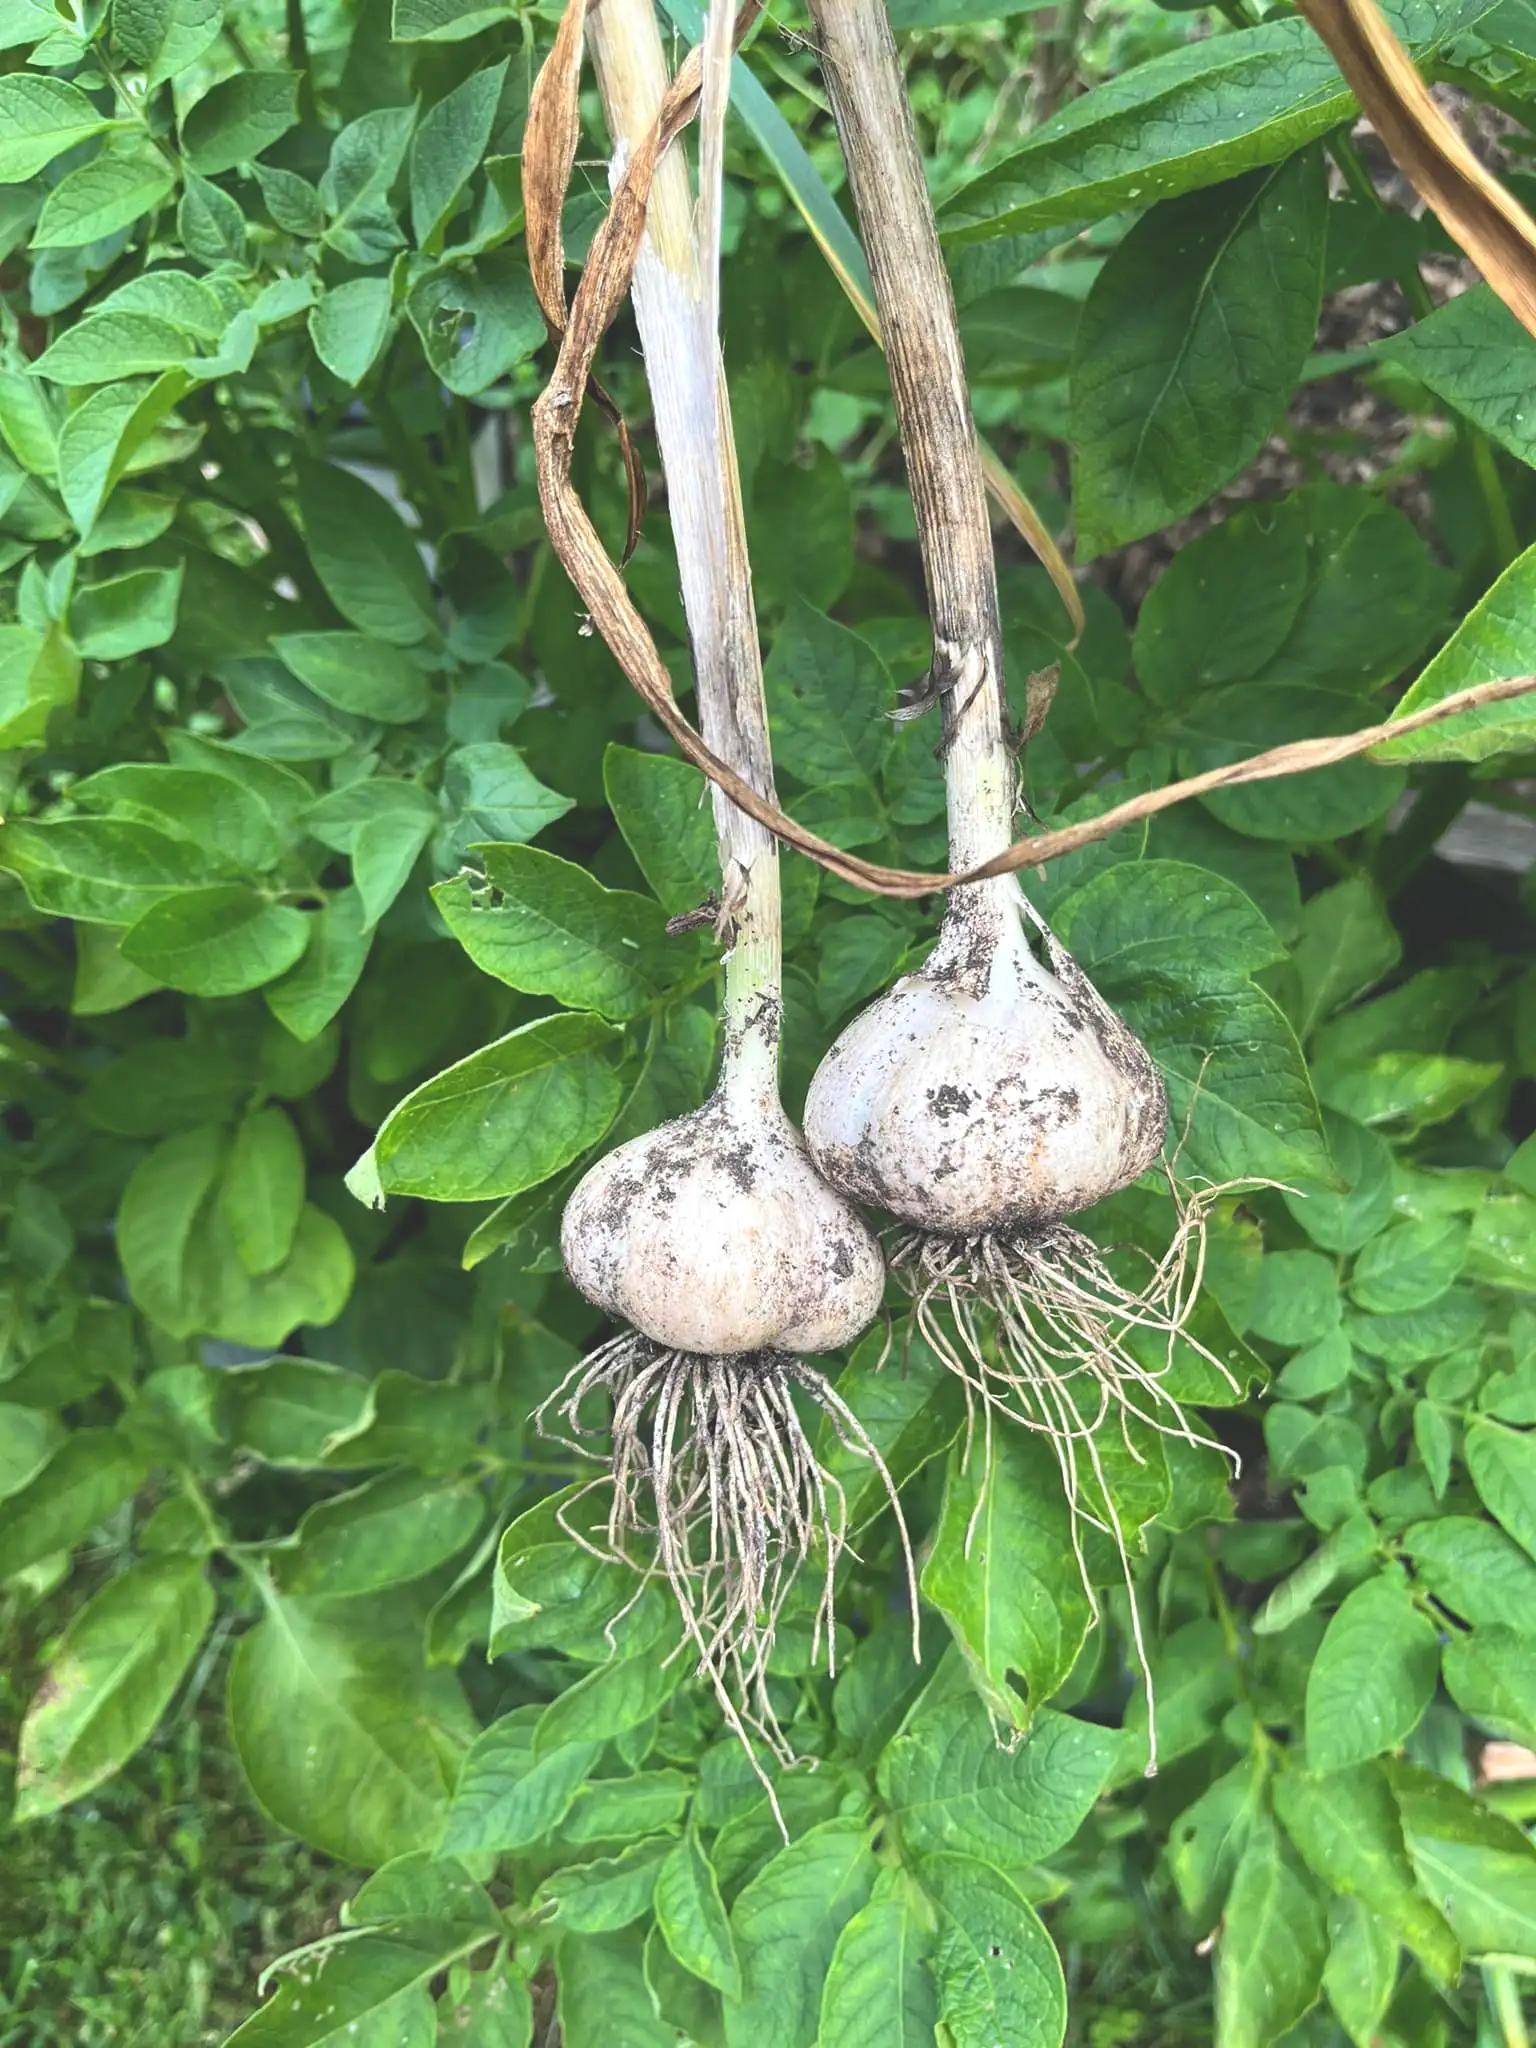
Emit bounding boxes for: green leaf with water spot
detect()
[1272,1762,1459,1986]
[1214,1818,1329,2048]
[1305,1573,1440,1771]
[922,1853,1065,2048]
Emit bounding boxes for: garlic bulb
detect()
[805,886,1167,1235]
[563,1079,885,1356]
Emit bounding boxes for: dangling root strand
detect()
[535,1334,918,1807]
[890,1173,1250,1775]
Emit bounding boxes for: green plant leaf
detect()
[818,1868,937,2048]
[1379,283,1536,469]
[276,1471,483,1600]
[535,1642,685,1752]
[655,1830,740,1998]
[406,254,543,396]
[370,1013,621,1203]
[0,621,80,747]
[72,562,183,657]
[1465,1417,1536,1559]
[309,277,395,386]
[1443,1626,1536,1745]
[410,62,506,251]
[392,0,516,39]
[564,1771,693,1846]
[1403,1516,1536,1629]
[535,1835,674,1933]
[32,142,176,250]
[558,1929,674,2048]
[764,601,893,791]
[1132,499,1309,708]
[438,1709,600,1856]
[120,885,310,996]
[1324,1896,1399,2048]
[941,18,1347,241]
[228,1593,473,1867]
[603,743,716,916]
[13,1555,213,1821]
[1176,681,1406,842]
[1071,150,1326,557]
[725,1817,878,2048]
[178,171,244,260]
[1376,539,1536,764]
[1350,1216,1468,1314]
[272,632,430,724]
[1272,1762,1459,1987]
[435,845,684,1023]
[1213,1818,1328,2048]
[921,1852,1065,2048]
[296,459,438,648]
[1304,1573,1440,1771]
[1392,1762,1536,1963]
[227,1356,372,1466]
[224,1922,496,2046]
[0,1428,146,1579]
[71,762,284,872]
[113,0,223,88]
[181,70,300,177]
[265,889,373,1041]
[879,1696,1119,1867]
[54,370,187,533]
[439,741,574,859]
[920,1432,1093,1729]
[1054,858,1284,984]
[221,1106,305,1276]
[0,77,113,184]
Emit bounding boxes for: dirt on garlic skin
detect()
[804,925,1168,1235]
[561,1090,885,1356]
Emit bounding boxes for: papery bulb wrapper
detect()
[804,894,1168,1234]
[562,1089,885,1355]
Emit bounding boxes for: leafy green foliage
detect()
[3,0,1536,2041]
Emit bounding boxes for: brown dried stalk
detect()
[1300,0,1536,338]
[524,1,1536,901]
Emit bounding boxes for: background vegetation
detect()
[2,0,1536,2038]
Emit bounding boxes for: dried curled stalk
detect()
[520,0,1536,903]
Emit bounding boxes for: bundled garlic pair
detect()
[538,0,1231,1768]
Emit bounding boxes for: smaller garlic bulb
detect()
[563,1085,885,1357]
[804,888,1167,1235]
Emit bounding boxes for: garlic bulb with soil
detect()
[564,1027,883,1358]
[532,0,911,1781]
[805,880,1167,1237]
[802,0,1240,1766]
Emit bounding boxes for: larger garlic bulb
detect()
[563,1084,885,1356]
[804,888,1167,1235]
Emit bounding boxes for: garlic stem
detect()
[588,0,781,1105]
[806,0,1016,915]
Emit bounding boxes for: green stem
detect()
[94,52,181,174]
[1373,763,1474,899]
[178,1467,270,1598]
[1327,130,1437,319]
[1488,1965,1531,2048]
[1471,429,1520,571]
